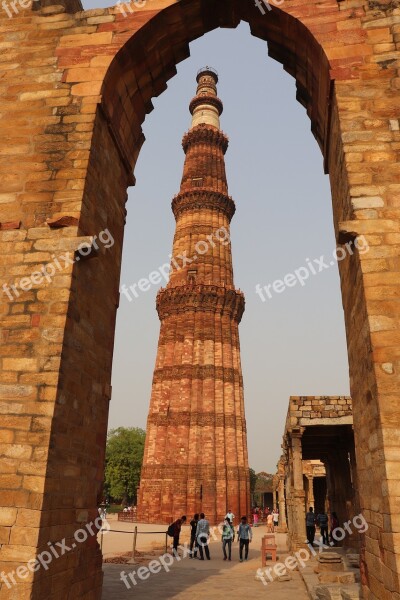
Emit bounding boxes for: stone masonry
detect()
[0,0,400,598]
[137,69,250,524]
[273,458,326,532]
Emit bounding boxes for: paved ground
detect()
[101,524,311,599]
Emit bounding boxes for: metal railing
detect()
[100,526,169,561]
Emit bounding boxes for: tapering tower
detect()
[137,68,250,524]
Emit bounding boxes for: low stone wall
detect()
[117,512,138,523]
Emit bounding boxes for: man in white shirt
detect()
[225,509,235,524]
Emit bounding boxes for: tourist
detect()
[237,515,252,562]
[330,512,340,546]
[221,517,234,560]
[266,511,274,533]
[171,515,187,555]
[196,513,211,560]
[189,513,199,558]
[317,510,329,546]
[273,509,279,531]
[225,509,235,524]
[253,507,259,527]
[306,507,316,545]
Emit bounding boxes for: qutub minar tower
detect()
[137,68,250,524]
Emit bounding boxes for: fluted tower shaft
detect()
[137,69,250,524]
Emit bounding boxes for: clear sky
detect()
[83,2,350,473]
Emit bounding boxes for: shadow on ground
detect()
[101,536,309,600]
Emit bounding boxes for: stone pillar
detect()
[290,430,306,550]
[285,479,294,550]
[278,476,287,532]
[307,475,315,509]
[326,444,358,549]
[349,435,360,517]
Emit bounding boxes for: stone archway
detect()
[0,0,399,598]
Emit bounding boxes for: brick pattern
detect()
[0,0,400,597]
[288,395,353,423]
[137,71,250,525]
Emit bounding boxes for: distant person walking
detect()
[225,509,235,524]
[237,516,252,562]
[196,513,211,560]
[267,512,274,533]
[170,515,186,555]
[222,518,234,560]
[317,510,329,546]
[273,509,279,531]
[189,513,199,558]
[306,507,316,545]
[253,507,259,527]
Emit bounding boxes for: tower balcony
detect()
[172,190,236,221]
[182,124,229,153]
[156,283,245,323]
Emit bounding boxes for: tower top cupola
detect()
[189,66,223,130]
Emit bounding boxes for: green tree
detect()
[104,427,146,505]
[255,471,273,491]
[249,467,257,496]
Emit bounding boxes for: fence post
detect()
[132,526,138,561]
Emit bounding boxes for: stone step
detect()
[314,582,362,600]
[318,571,356,585]
[315,585,343,600]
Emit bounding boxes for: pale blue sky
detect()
[82,3,350,473]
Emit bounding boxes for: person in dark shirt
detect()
[237,516,252,562]
[306,507,316,545]
[189,513,199,558]
[317,511,329,545]
[172,515,186,555]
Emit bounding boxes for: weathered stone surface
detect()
[341,584,363,599]
[317,563,346,573]
[318,572,356,584]
[346,554,360,568]
[316,585,343,600]
[0,508,17,527]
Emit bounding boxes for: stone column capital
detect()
[291,426,305,437]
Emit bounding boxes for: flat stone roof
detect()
[285,396,353,432]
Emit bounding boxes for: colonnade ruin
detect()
[277,396,357,551]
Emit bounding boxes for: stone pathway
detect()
[101,528,310,599]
